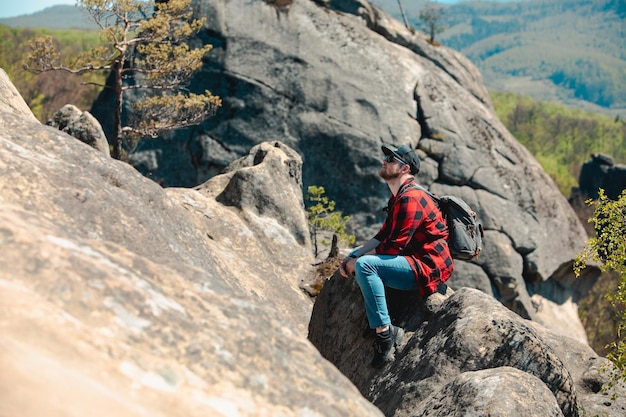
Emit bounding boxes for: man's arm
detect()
[339,238,381,278]
[350,238,381,258]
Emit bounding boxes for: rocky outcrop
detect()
[47,104,110,156]
[0,82,382,416]
[2,71,625,416]
[577,153,626,200]
[308,273,626,417]
[0,68,38,123]
[90,0,594,338]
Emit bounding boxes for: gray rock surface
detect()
[47,104,110,156]
[411,367,565,417]
[308,274,626,417]
[577,153,626,200]
[2,69,625,417]
[91,0,595,338]
[0,86,381,416]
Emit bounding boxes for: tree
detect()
[25,0,221,160]
[396,0,412,31]
[575,189,626,393]
[419,2,445,44]
[306,185,355,258]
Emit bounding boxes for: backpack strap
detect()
[399,183,439,254]
[410,184,440,206]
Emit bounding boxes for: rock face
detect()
[91,0,594,338]
[47,104,110,156]
[2,71,625,416]
[0,80,382,416]
[308,274,626,417]
[0,68,38,123]
[578,153,626,200]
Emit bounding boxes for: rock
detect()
[308,278,626,417]
[423,283,454,314]
[47,104,110,156]
[412,367,565,417]
[89,0,591,337]
[577,153,626,200]
[0,68,39,123]
[198,140,310,247]
[0,82,381,416]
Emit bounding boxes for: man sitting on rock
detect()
[339,144,454,368]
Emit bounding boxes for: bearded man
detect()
[339,145,454,368]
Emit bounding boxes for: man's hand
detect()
[339,257,356,278]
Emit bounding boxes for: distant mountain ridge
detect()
[3,0,625,116]
[371,0,626,116]
[0,5,95,30]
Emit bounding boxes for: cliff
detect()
[91,0,598,338]
[2,65,625,415]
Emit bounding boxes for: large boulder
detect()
[0,79,381,416]
[578,153,626,200]
[47,104,110,156]
[90,0,594,337]
[308,274,626,417]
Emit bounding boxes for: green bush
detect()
[575,189,626,394]
[306,185,355,258]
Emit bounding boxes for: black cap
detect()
[382,145,420,174]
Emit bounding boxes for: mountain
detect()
[5,1,624,116]
[89,0,601,345]
[2,59,625,416]
[371,0,626,116]
[0,5,95,29]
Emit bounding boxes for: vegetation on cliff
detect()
[575,189,626,392]
[491,91,626,197]
[0,24,104,121]
[306,185,355,259]
[24,0,221,160]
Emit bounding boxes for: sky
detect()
[0,0,519,19]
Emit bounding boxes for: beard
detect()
[379,166,402,180]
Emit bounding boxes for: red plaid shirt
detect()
[374,178,454,296]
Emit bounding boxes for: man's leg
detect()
[354,254,416,368]
[354,254,417,329]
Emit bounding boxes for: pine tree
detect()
[25,0,221,160]
[419,2,445,44]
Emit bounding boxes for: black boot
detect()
[371,324,404,368]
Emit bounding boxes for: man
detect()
[339,144,454,368]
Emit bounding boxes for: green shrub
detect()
[306,185,355,258]
[575,189,626,395]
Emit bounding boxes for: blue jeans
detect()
[353,254,417,328]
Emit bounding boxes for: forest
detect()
[0,25,104,122]
[2,17,625,372]
[491,91,626,197]
[372,0,626,114]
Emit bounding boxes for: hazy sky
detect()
[0,0,510,19]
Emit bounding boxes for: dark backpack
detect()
[414,186,484,261]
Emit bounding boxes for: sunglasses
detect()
[383,154,408,165]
